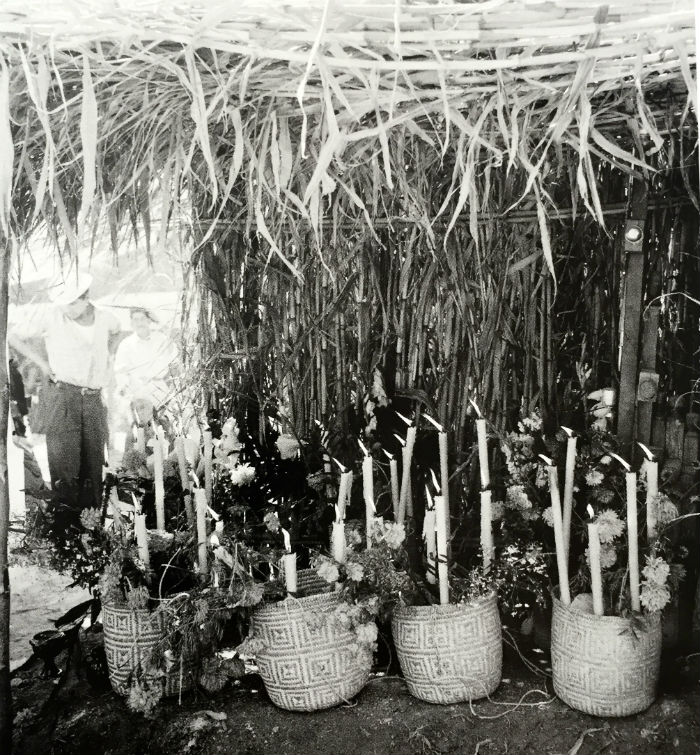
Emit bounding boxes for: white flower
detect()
[642,555,670,586]
[586,543,617,570]
[276,434,300,460]
[585,470,604,487]
[230,463,256,486]
[640,581,671,613]
[506,485,531,510]
[355,622,378,646]
[542,507,554,527]
[263,511,281,533]
[317,559,339,584]
[595,509,625,543]
[346,562,364,582]
[521,411,543,432]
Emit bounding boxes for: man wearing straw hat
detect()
[38,268,121,510]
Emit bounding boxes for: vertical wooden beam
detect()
[0,237,11,753]
[636,305,660,447]
[616,177,648,458]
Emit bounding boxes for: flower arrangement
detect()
[495,411,686,619]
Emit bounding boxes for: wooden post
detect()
[616,177,648,459]
[0,238,12,752]
[636,305,660,449]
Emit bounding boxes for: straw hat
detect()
[48,270,93,306]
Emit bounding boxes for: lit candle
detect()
[359,440,375,547]
[134,513,150,568]
[480,489,494,571]
[384,450,400,519]
[203,429,213,505]
[334,459,352,521]
[433,494,449,605]
[281,528,297,594]
[151,426,166,532]
[426,415,451,555]
[470,400,490,489]
[562,427,577,561]
[611,453,641,611]
[194,488,208,575]
[638,442,658,541]
[587,505,604,616]
[540,455,570,605]
[397,419,417,525]
[423,487,437,584]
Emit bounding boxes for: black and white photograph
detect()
[0,1,698,753]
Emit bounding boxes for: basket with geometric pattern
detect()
[551,594,662,717]
[102,603,197,697]
[250,590,373,712]
[392,594,502,704]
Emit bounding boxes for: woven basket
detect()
[551,594,662,717]
[251,591,373,712]
[102,603,196,697]
[392,594,502,704]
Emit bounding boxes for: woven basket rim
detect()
[393,592,497,618]
[552,592,661,629]
[254,590,339,620]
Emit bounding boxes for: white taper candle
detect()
[434,495,449,605]
[626,471,641,611]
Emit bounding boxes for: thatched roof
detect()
[0,1,696,277]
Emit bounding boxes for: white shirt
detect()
[114,330,177,404]
[45,306,120,389]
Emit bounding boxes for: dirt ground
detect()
[9,624,700,755]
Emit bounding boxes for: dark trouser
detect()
[44,381,107,510]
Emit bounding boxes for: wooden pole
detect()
[0,237,12,752]
[616,176,648,459]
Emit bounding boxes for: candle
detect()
[438,429,450,546]
[360,441,375,547]
[281,528,297,593]
[423,488,437,585]
[136,426,146,454]
[434,494,449,605]
[480,489,494,571]
[425,414,451,554]
[332,521,346,563]
[282,553,297,594]
[587,505,604,616]
[203,429,213,505]
[152,426,166,531]
[476,418,489,489]
[626,470,641,612]
[334,459,352,521]
[384,450,400,519]
[194,488,208,575]
[638,442,658,541]
[134,513,150,568]
[561,428,577,560]
[540,455,570,605]
[398,426,417,524]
